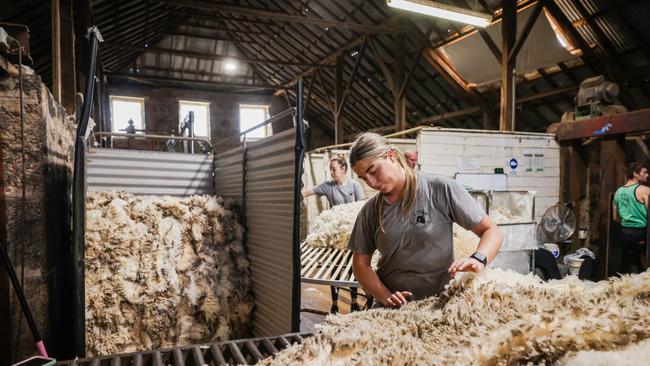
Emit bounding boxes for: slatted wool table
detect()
[300,241,369,313]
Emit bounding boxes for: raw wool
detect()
[558,338,650,366]
[305,200,366,250]
[258,269,650,365]
[85,191,253,356]
[453,205,525,260]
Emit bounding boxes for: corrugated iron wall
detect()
[214,146,244,204]
[214,129,298,337]
[86,148,213,196]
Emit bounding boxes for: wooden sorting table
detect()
[300,241,369,313]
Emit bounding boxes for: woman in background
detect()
[302,156,365,207]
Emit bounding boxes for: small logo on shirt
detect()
[412,209,430,228]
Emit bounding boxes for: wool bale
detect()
[85,191,253,356]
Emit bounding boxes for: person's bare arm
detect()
[448,215,503,277]
[352,253,412,307]
[638,185,650,207]
[613,202,619,222]
[301,188,315,198]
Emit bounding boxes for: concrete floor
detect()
[299,283,370,333]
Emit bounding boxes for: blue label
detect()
[509,158,518,169]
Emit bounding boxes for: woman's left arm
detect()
[448,215,503,276]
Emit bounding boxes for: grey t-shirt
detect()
[313,179,365,206]
[347,173,485,300]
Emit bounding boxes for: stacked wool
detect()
[259,269,650,365]
[305,200,366,250]
[85,191,253,356]
[453,205,525,260]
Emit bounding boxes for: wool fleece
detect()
[85,191,253,356]
[260,269,650,365]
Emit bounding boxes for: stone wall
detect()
[105,82,292,152]
[0,56,76,363]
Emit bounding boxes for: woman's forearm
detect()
[353,262,392,301]
[475,226,503,263]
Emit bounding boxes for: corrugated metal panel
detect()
[214,146,244,204]
[245,129,297,337]
[213,130,298,337]
[86,148,213,196]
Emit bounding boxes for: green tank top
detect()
[614,184,647,228]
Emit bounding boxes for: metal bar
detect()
[213,108,296,148]
[261,338,278,355]
[244,341,264,362]
[292,80,306,333]
[172,348,185,366]
[109,357,121,366]
[227,343,247,364]
[94,132,212,149]
[132,353,143,366]
[152,350,163,366]
[72,25,101,358]
[209,344,227,365]
[276,336,290,349]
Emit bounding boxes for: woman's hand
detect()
[380,291,413,308]
[448,258,485,278]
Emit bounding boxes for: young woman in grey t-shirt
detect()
[347,133,503,308]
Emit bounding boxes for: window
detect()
[179,100,210,137]
[110,96,145,133]
[239,104,271,140]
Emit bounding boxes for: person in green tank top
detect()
[613,162,650,273]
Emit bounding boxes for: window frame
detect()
[109,95,146,133]
[178,100,211,138]
[239,104,271,140]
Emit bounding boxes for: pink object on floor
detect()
[35,340,48,358]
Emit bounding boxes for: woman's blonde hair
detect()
[349,132,416,231]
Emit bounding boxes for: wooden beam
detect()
[302,71,315,115]
[478,29,501,62]
[551,108,650,141]
[161,31,255,43]
[499,0,516,131]
[164,21,265,35]
[103,43,334,68]
[368,37,396,95]
[337,37,367,117]
[281,15,404,88]
[394,33,407,132]
[106,72,288,91]
[334,54,344,144]
[508,0,545,64]
[162,0,398,33]
[397,24,434,100]
[419,106,482,124]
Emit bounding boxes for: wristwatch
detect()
[469,252,487,266]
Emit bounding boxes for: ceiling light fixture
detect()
[387,0,491,27]
[224,60,238,72]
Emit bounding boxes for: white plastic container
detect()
[568,258,584,275]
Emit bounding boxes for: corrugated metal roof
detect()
[1,0,650,136]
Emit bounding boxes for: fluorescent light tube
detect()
[387,0,491,27]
